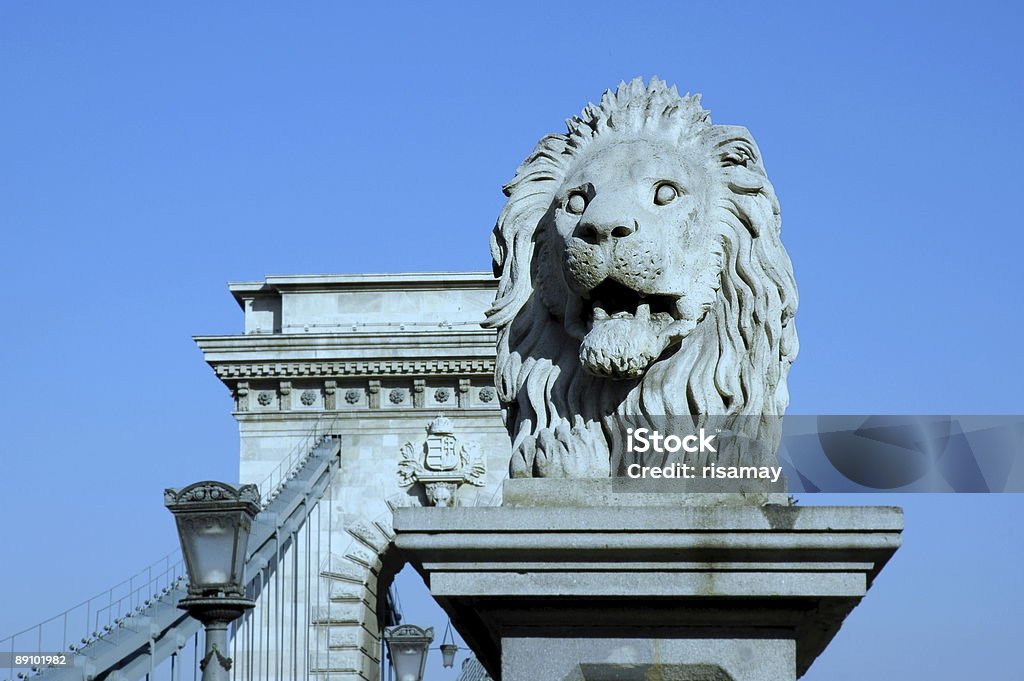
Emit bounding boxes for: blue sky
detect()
[1,2,1022,679]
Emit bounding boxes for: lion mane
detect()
[484,77,799,478]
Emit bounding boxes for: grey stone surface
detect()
[503,637,794,681]
[229,272,497,335]
[483,77,799,478]
[502,478,791,507]
[197,272,514,681]
[395,498,901,680]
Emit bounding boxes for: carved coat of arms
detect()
[397,416,486,507]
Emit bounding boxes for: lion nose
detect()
[575,219,638,244]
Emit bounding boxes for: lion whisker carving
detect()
[485,77,798,479]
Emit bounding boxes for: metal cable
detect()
[304,510,311,680]
[276,530,282,681]
[326,473,333,681]
[292,527,299,681]
[263,565,270,681]
[315,499,322,679]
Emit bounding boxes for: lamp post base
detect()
[178,596,254,681]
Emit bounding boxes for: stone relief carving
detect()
[344,389,361,404]
[279,381,292,410]
[235,382,250,412]
[484,77,799,478]
[389,389,406,405]
[300,389,317,406]
[324,380,337,409]
[478,387,495,403]
[397,416,486,507]
[434,388,450,403]
[257,391,273,407]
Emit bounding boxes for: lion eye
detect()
[654,182,679,206]
[566,192,587,215]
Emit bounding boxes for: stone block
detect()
[504,637,795,681]
[395,499,901,680]
[310,600,375,626]
[309,647,379,679]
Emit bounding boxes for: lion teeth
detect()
[636,302,651,321]
[593,305,609,320]
[611,311,631,319]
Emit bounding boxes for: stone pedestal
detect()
[394,481,902,681]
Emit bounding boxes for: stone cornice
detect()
[196,329,499,387]
[196,330,498,381]
[195,329,495,354]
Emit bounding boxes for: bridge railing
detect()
[1,416,341,681]
[0,552,186,675]
[258,415,339,507]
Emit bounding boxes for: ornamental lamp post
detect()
[164,481,260,681]
[383,624,434,681]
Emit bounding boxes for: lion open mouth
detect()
[575,278,697,380]
[583,279,681,327]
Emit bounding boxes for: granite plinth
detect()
[501,478,792,507]
[394,481,902,681]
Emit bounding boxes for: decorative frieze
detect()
[212,358,495,380]
[230,377,499,413]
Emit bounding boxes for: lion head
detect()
[485,78,798,478]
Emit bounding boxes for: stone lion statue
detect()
[484,77,799,478]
